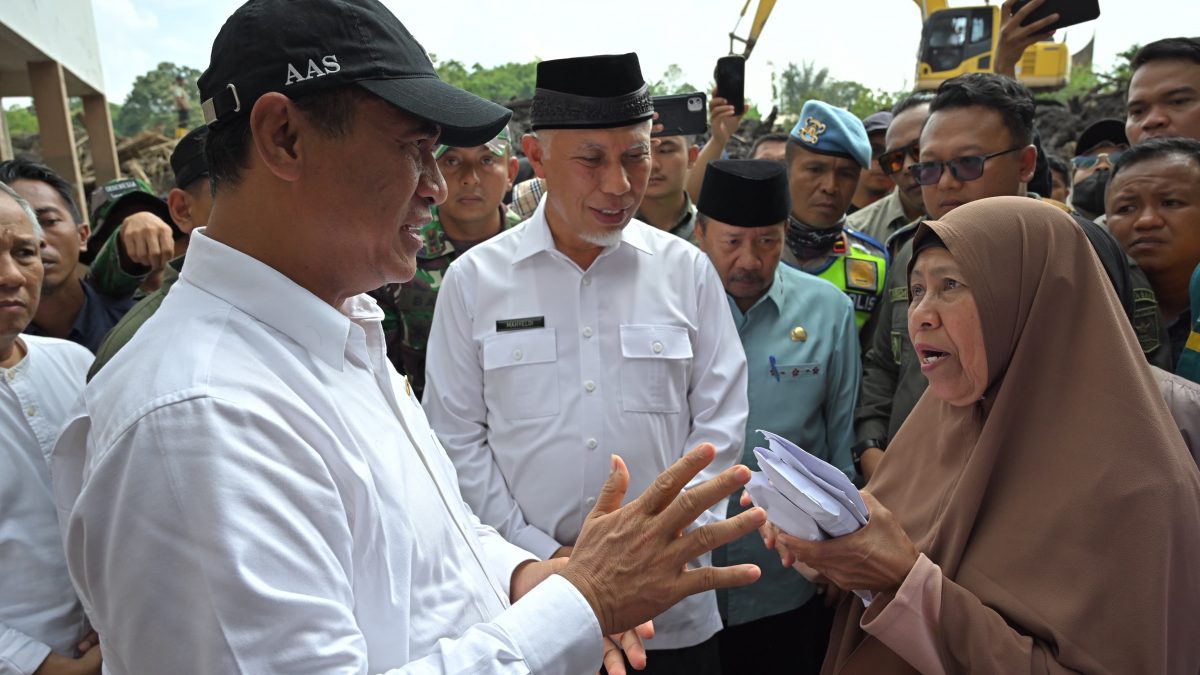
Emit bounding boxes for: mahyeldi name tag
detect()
[496,316,545,332]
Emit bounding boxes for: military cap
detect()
[789,100,872,169]
[697,160,790,227]
[530,53,654,131]
[84,178,177,264]
[434,126,511,159]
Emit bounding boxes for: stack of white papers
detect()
[745,430,869,540]
[745,430,875,605]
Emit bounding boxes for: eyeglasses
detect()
[1071,151,1124,169]
[878,142,920,176]
[907,147,1023,186]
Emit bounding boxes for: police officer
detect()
[780,100,887,336]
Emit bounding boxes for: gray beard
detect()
[579,229,624,248]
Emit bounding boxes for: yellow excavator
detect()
[728,0,777,58]
[913,0,1069,90]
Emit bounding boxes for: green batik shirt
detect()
[371,205,520,399]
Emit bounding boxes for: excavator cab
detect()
[915,4,1070,91]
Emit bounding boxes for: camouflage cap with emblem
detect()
[789,100,872,170]
[83,178,177,265]
[433,126,511,159]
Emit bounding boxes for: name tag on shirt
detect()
[496,316,545,332]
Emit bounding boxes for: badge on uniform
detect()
[845,258,878,293]
[790,326,807,342]
[496,316,546,332]
[797,117,827,145]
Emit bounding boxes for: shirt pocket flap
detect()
[482,328,557,370]
[619,324,692,360]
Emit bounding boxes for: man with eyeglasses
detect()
[1070,119,1129,221]
[848,92,934,248]
[854,73,1145,482]
[780,100,888,337]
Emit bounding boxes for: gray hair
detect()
[0,181,42,240]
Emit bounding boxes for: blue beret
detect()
[789,100,871,170]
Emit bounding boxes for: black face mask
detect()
[786,215,845,260]
[1071,169,1110,220]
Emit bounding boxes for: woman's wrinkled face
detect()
[908,245,989,406]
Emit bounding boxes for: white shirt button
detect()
[584,380,596,393]
[585,497,596,507]
[582,276,592,286]
[25,406,37,417]
[582,327,593,338]
[586,438,598,449]
[512,349,523,361]
[652,341,663,354]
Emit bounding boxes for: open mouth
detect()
[919,348,949,364]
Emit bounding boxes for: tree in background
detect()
[114,62,202,137]
[432,56,537,103]
[771,60,906,119]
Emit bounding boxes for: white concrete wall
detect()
[0,0,105,95]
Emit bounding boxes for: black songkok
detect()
[697,160,791,227]
[530,53,654,130]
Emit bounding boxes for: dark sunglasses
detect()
[907,147,1023,186]
[1071,151,1124,169]
[878,143,919,175]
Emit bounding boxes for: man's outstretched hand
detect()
[559,444,765,636]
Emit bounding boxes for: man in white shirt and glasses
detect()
[424,53,749,674]
[51,2,766,674]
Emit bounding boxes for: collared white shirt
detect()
[1,335,91,674]
[51,229,602,675]
[424,201,749,650]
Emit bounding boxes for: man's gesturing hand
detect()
[558,444,765,636]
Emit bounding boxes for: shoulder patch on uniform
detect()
[845,258,879,293]
[889,286,909,303]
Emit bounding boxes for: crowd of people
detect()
[2,0,1199,673]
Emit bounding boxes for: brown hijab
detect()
[824,197,1200,674]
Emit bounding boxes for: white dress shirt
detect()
[50,229,603,675]
[1,335,91,674]
[424,202,749,650]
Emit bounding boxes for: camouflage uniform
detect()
[371,206,521,399]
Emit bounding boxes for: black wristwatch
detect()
[851,438,886,476]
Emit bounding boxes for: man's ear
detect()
[523,134,548,180]
[167,188,195,234]
[249,92,305,183]
[77,223,90,248]
[507,156,520,185]
[687,143,701,168]
[1019,144,1038,184]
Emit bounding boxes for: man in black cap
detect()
[1071,118,1129,220]
[53,3,765,674]
[847,111,894,216]
[87,125,212,379]
[695,160,859,675]
[424,53,750,675]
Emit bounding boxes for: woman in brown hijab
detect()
[774,196,1200,674]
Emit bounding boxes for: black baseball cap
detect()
[171,126,209,189]
[1075,119,1129,156]
[198,0,511,148]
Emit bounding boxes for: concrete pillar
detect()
[28,60,85,217]
[0,99,13,161]
[82,93,119,184]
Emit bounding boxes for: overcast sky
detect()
[90,0,1189,109]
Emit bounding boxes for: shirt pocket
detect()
[482,328,560,420]
[619,324,692,414]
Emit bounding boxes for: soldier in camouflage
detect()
[371,128,520,398]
